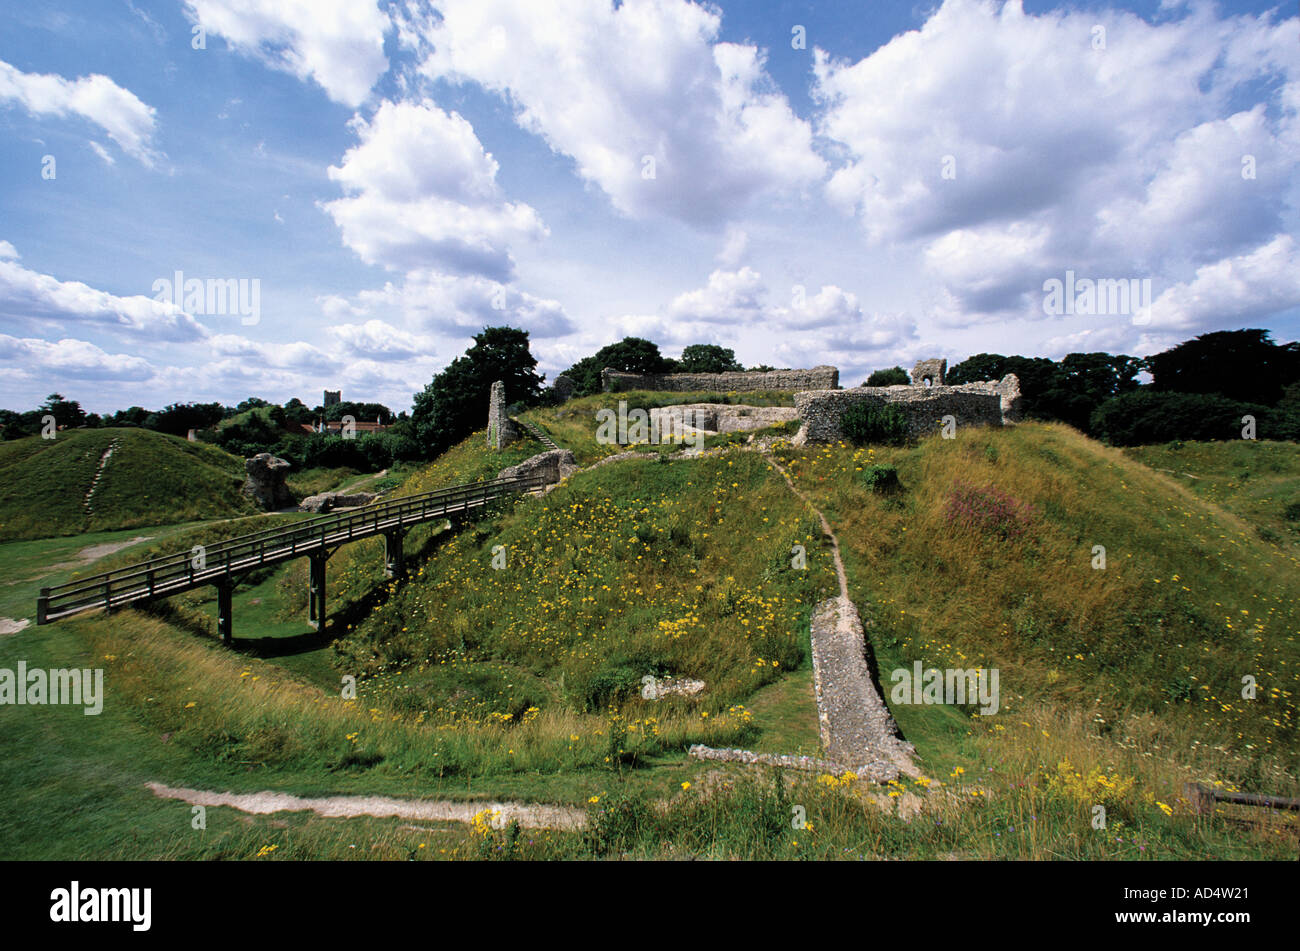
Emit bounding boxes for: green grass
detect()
[0,524,208,622]
[772,423,1300,797]
[286,466,361,497]
[393,431,545,495]
[747,669,819,755]
[335,448,835,721]
[4,418,1299,859]
[3,607,1290,860]
[1124,439,1300,548]
[0,428,257,542]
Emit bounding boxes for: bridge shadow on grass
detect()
[140,511,501,667]
[248,515,481,660]
[239,629,334,658]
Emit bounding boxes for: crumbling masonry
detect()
[793,362,1022,442]
[601,366,839,393]
[487,381,520,449]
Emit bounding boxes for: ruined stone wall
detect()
[793,374,1022,442]
[911,359,946,387]
[602,365,839,393]
[497,449,579,485]
[648,403,799,434]
[487,380,520,449]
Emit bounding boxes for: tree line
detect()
[864,329,1299,444]
[3,328,1294,470]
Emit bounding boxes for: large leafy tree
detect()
[947,354,1061,410]
[282,397,315,426]
[677,344,743,374]
[411,326,545,456]
[0,408,27,439]
[1090,390,1272,445]
[560,336,673,396]
[864,366,910,386]
[39,393,86,429]
[103,406,151,428]
[946,353,1011,385]
[1146,329,1299,406]
[151,402,226,437]
[1035,353,1142,431]
[948,352,1140,433]
[323,400,394,424]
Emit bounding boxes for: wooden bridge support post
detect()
[308,552,327,632]
[215,580,233,645]
[384,529,407,579]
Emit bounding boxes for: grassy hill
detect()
[2,412,1297,859]
[1124,440,1300,547]
[771,425,1298,779]
[514,389,798,465]
[0,428,259,542]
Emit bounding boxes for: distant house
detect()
[314,417,389,435]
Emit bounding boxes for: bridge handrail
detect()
[41,474,543,600]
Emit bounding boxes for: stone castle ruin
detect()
[486,380,521,449]
[602,365,839,393]
[792,360,1021,443]
[911,358,946,387]
[492,359,1017,450]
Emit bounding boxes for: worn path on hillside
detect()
[760,453,916,778]
[527,431,918,779]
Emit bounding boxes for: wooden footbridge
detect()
[36,474,547,644]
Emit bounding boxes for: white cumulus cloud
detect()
[184,0,391,107]
[0,244,208,341]
[0,58,160,165]
[418,0,825,227]
[322,100,547,281]
[814,0,1300,332]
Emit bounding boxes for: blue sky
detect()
[1,0,1297,414]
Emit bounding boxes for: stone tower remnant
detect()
[910,359,946,388]
[487,380,520,449]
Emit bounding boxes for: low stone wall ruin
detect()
[647,403,799,435]
[602,365,838,393]
[497,449,579,486]
[793,374,1022,442]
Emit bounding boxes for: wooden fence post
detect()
[216,580,233,645]
[308,552,327,632]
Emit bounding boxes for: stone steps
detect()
[513,418,559,450]
[82,438,121,517]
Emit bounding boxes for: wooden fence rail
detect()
[37,472,547,640]
[1184,782,1300,815]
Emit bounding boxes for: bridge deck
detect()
[37,473,545,625]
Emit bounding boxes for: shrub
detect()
[472,809,523,861]
[1089,390,1275,446]
[841,401,909,446]
[864,366,910,387]
[579,664,642,711]
[582,789,657,856]
[861,464,901,493]
[944,482,1036,540]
